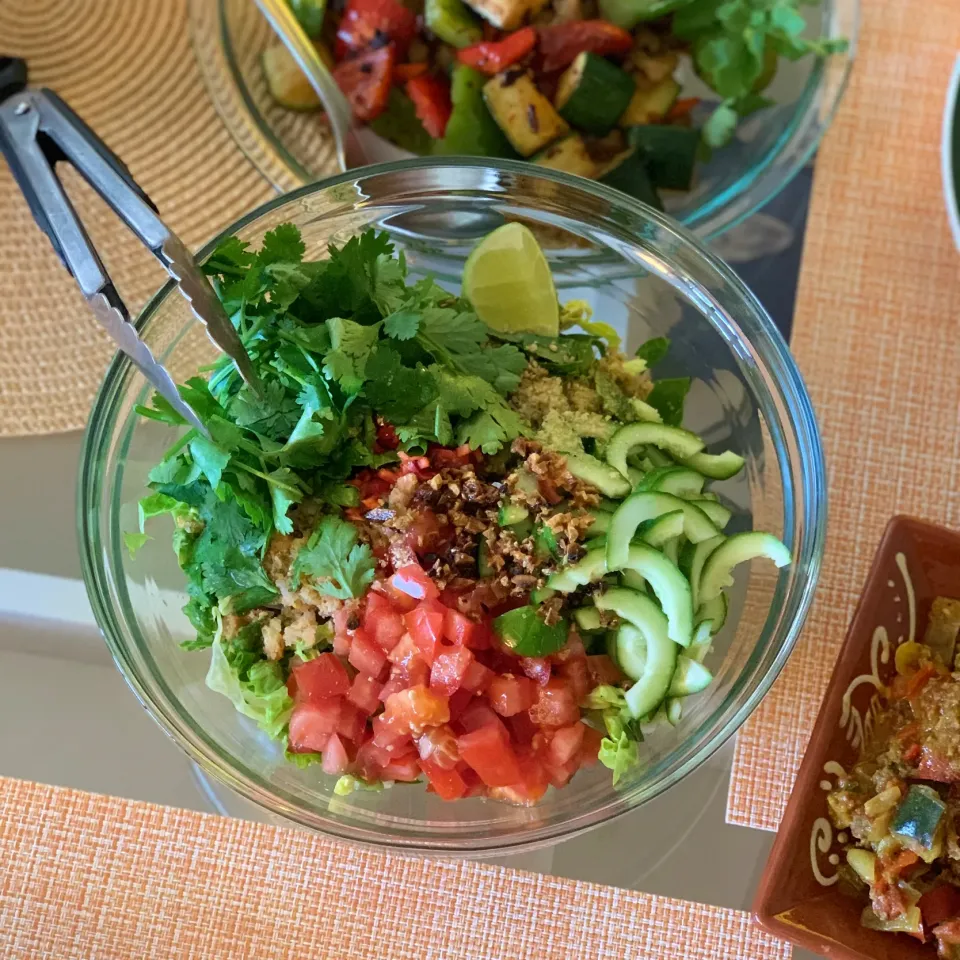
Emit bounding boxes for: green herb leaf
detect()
[266,466,304,535]
[188,435,232,489]
[123,532,151,557]
[363,345,438,423]
[383,309,421,340]
[322,318,382,393]
[646,377,691,427]
[635,336,670,367]
[291,517,376,599]
[702,101,740,148]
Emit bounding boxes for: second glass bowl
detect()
[79,159,826,855]
[188,0,857,239]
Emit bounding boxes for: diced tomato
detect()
[405,601,446,664]
[916,746,960,782]
[416,724,460,769]
[461,659,494,694]
[456,26,537,75]
[553,633,586,662]
[443,608,476,646]
[491,747,549,805]
[546,723,585,765]
[383,684,451,734]
[488,674,537,717]
[935,919,960,947]
[320,734,351,775]
[903,742,922,765]
[348,627,388,678]
[447,687,475,722]
[289,653,351,702]
[404,73,453,139]
[430,645,475,697]
[383,754,422,782]
[335,0,416,59]
[336,701,368,743]
[529,676,580,727]
[507,710,538,746]
[422,759,468,800]
[559,658,591,701]
[667,96,699,122]
[333,44,396,122]
[587,654,626,686]
[458,724,523,788]
[378,670,408,703]
[388,564,439,603]
[579,723,604,767]
[520,657,552,686]
[537,20,633,73]
[371,713,411,751]
[388,632,420,669]
[544,756,579,788]
[365,593,406,652]
[458,700,509,738]
[428,444,477,469]
[347,674,381,714]
[332,633,351,657]
[394,62,428,83]
[288,698,342,754]
[374,419,400,450]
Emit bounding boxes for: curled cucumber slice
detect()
[681,450,745,480]
[698,532,792,604]
[605,423,704,479]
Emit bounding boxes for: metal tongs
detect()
[0,56,260,435]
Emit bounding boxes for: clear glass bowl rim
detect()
[78,158,827,854]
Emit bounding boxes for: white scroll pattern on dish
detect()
[809,553,915,886]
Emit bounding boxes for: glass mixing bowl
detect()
[188,0,857,239]
[79,159,826,855]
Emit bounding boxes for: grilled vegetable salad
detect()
[827,599,960,953]
[264,0,845,207]
[132,222,790,803]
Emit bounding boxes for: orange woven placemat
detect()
[0,777,789,960]
[0,0,273,438]
[727,0,960,830]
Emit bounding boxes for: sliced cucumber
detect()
[687,620,713,663]
[620,568,646,591]
[698,532,792,604]
[546,546,607,593]
[627,124,699,192]
[530,584,556,604]
[679,534,724,609]
[534,523,560,560]
[627,466,645,487]
[620,544,693,647]
[662,537,680,565]
[606,491,719,571]
[573,606,603,632]
[483,71,569,157]
[534,134,600,178]
[556,52,635,135]
[696,593,728,632]
[682,450,745,480]
[498,502,529,526]
[598,147,662,211]
[667,655,713,697]
[606,423,704,479]
[565,452,632,498]
[690,499,732,530]
[636,510,684,548]
[594,592,677,718]
[636,465,705,498]
[595,498,620,513]
[618,76,680,126]
[645,447,672,468]
[630,398,663,423]
[586,510,611,536]
[664,699,682,726]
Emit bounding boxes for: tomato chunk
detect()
[383,684,451,734]
[430,645,475,696]
[456,26,536,75]
[322,733,352,775]
[538,20,633,73]
[559,658,591,701]
[336,701,368,743]
[367,598,406,652]
[458,724,523,787]
[579,723,604,767]
[444,608,480,647]
[416,724,460,770]
[547,723,586,765]
[348,627,388,678]
[405,73,453,138]
[488,674,537,717]
[587,654,626,686]
[288,698,342,753]
[405,600,446,664]
[333,44,396,122]
[520,656,551,686]
[347,673,383,713]
[920,884,960,929]
[529,676,580,727]
[458,700,509,738]
[422,759,468,800]
[335,0,417,59]
[382,754,422,782]
[290,653,351,702]
[389,564,440,602]
[461,659,494,694]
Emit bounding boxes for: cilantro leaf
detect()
[322,318,381,393]
[384,309,420,340]
[702,101,739,148]
[291,517,376,599]
[257,224,305,266]
[456,404,525,454]
[363,345,438,422]
[266,467,303,534]
[635,336,670,367]
[646,377,691,427]
[188,435,231,489]
[228,381,301,441]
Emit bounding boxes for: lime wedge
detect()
[463,223,559,337]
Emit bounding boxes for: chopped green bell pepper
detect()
[433,65,518,158]
[288,0,327,38]
[425,0,482,48]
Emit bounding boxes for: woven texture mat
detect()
[0,777,789,960]
[0,0,273,438]
[727,0,960,830]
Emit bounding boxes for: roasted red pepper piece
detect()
[333,44,396,122]
[335,0,417,60]
[537,20,633,73]
[405,73,453,138]
[456,26,537,76]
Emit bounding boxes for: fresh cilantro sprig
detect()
[671,0,848,147]
[290,516,376,600]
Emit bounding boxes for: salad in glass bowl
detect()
[258,0,848,210]
[131,218,789,803]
